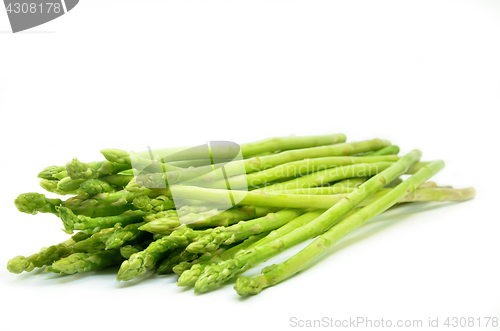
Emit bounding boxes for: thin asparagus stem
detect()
[234,160,448,296]
[192,150,421,293]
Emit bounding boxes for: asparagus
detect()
[365,145,400,156]
[105,222,146,250]
[185,209,306,254]
[57,177,86,193]
[132,195,175,213]
[179,205,280,228]
[407,161,431,174]
[139,205,279,234]
[6,232,90,274]
[101,148,183,174]
[199,156,398,190]
[39,179,78,195]
[167,139,390,184]
[259,162,394,193]
[157,248,199,275]
[51,249,124,274]
[63,199,134,218]
[100,174,134,187]
[192,150,421,293]
[139,211,180,234]
[177,211,322,286]
[14,193,61,215]
[238,133,347,157]
[58,207,146,232]
[72,222,147,252]
[72,227,116,253]
[120,244,144,259]
[275,177,368,195]
[116,226,210,281]
[38,165,67,180]
[65,158,129,180]
[79,179,117,196]
[173,233,267,277]
[234,160,447,296]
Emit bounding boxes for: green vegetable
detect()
[234,160,447,296]
[192,150,422,293]
[7,232,90,273]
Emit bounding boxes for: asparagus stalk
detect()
[173,233,267,277]
[234,160,447,296]
[120,244,145,259]
[66,156,133,179]
[100,174,134,187]
[365,145,400,156]
[177,210,323,286]
[406,161,431,174]
[105,222,146,250]
[167,139,390,184]
[199,156,398,190]
[6,232,90,274]
[78,179,117,196]
[38,165,67,180]
[139,205,280,234]
[58,207,146,233]
[72,227,116,253]
[157,248,199,275]
[57,177,86,193]
[40,179,78,195]
[238,133,347,157]
[132,195,175,213]
[14,193,61,215]
[50,249,124,274]
[185,209,307,254]
[275,177,368,195]
[116,226,210,281]
[259,162,394,192]
[192,150,421,293]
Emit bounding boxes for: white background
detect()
[0,0,499,330]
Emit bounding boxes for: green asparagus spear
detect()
[116,226,210,281]
[139,205,280,234]
[58,207,146,232]
[100,174,134,187]
[132,195,175,213]
[57,177,87,192]
[185,209,306,254]
[66,158,129,180]
[14,193,61,215]
[173,233,267,277]
[7,232,90,274]
[167,139,390,184]
[40,179,78,195]
[72,227,116,253]
[38,165,67,180]
[234,160,447,296]
[120,244,145,259]
[192,150,421,293]
[177,211,322,286]
[51,249,124,274]
[157,248,199,275]
[105,222,146,250]
[199,156,398,190]
[365,145,400,156]
[79,179,117,196]
[259,162,394,192]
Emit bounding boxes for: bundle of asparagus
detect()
[7,134,475,296]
